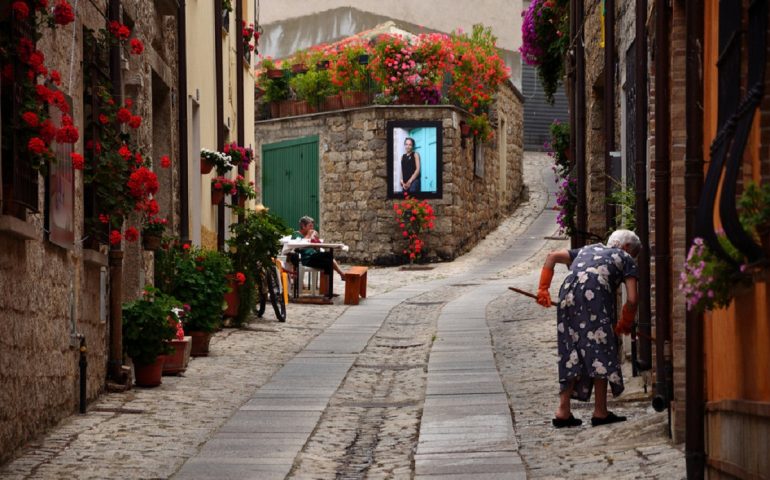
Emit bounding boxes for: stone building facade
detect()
[0,1,178,463]
[254,82,525,264]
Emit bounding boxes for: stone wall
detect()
[0,3,178,464]
[254,82,524,264]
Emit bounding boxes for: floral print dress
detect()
[556,244,638,401]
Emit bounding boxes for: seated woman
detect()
[289,216,346,283]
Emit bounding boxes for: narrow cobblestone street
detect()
[0,153,685,479]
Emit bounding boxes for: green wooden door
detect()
[262,136,319,230]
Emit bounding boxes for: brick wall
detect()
[254,83,525,264]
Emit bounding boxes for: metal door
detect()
[262,136,319,230]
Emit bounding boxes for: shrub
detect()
[122,286,182,365]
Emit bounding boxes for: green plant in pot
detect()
[155,243,233,334]
[289,68,334,110]
[122,286,181,367]
[227,209,291,325]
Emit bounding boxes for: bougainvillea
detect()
[520,0,569,104]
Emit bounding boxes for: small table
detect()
[282,241,346,300]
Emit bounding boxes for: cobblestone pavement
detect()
[0,153,687,479]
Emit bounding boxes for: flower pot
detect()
[211,187,225,205]
[291,63,308,74]
[278,99,294,117]
[340,91,368,108]
[163,337,192,375]
[395,92,422,105]
[267,68,284,79]
[223,280,240,317]
[201,157,214,174]
[460,122,471,137]
[237,196,246,209]
[134,355,165,387]
[270,101,281,118]
[189,330,213,357]
[142,233,162,251]
[322,94,342,112]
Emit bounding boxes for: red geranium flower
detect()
[98,114,109,124]
[235,272,246,285]
[159,155,171,168]
[70,152,84,170]
[118,144,132,159]
[56,124,79,144]
[109,230,122,245]
[99,214,110,224]
[39,120,56,143]
[130,38,144,55]
[128,115,141,129]
[116,108,131,124]
[28,137,47,154]
[21,112,39,127]
[49,70,61,85]
[124,226,139,242]
[12,1,29,20]
[53,0,75,25]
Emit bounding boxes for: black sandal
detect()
[591,411,627,426]
[552,414,583,428]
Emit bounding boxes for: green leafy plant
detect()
[448,25,510,112]
[289,69,334,108]
[122,286,182,365]
[607,177,636,231]
[738,181,770,238]
[547,120,576,236]
[679,237,747,313]
[468,113,494,142]
[155,244,233,333]
[226,210,291,325]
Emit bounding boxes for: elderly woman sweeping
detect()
[536,229,641,428]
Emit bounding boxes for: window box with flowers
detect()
[231,175,257,209]
[448,25,509,113]
[200,148,233,175]
[393,193,436,265]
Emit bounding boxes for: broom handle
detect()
[508,286,538,300]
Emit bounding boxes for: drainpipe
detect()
[235,0,245,213]
[651,0,673,423]
[575,0,587,248]
[177,0,189,242]
[635,0,652,372]
[568,0,577,250]
[215,0,225,250]
[107,0,126,383]
[604,0,616,231]
[685,0,705,476]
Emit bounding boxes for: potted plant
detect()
[467,113,494,143]
[122,286,182,387]
[141,216,168,251]
[163,306,192,375]
[226,210,291,325]
[289,68,334,112]
[223,142,254,170]
[520,0,569,104]
[200,148,233,175]
[211,176,235,205]
[155,244,233,355]
[231,175,257,208]
[394,193,436,265]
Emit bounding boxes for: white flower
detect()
[592,359,607,375]
[561,292,575,308]
[608,372,622,384]
[587,328,608,344]
[566,351,579,369]
[570,328,579,343]
[612,253,622,268]
[557,321,565,333]
[584,289,595,301]
[577,271,589,284]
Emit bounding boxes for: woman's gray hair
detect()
[299,216,315,228]
[607,229,642,256]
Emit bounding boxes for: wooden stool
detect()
[343,266,368,305]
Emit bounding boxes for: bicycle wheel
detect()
[255,273,267,317]
[266,265,286,322]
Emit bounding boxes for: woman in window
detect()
[400,137,421,193]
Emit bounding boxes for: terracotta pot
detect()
[291,64,308,74]
[224,280,240,317]
[322,94,343,112]
[395,92,422,105]
[278,99,294,117]
[340,91,368,108]
[163,337,191,375]
[200,157,214,174]
[189,331,213,357]
[134,355,165,387]
[211,187,225,205]
[267,68,284,79]
[142,234,162,251]
[270,102,281,118]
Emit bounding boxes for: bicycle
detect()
[255,258,289,322]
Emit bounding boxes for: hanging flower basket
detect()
[211,186,225,205]
[267,68,284,79]
[200,157,214,174]
[142,233,162,251]
[291,63,308,74]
